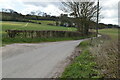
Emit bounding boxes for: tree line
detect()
[1,6,119,35]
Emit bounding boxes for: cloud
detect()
[0,0,119,24]
[101,9,118,19]
[22,2,64,16]
[101,18,118,24]
[20,4,42,15]
[99,0,119,24]
[0,0,27,12]
[43,4,64,16]
[0,0,63,16]
[24,2,60,7]
[24,2,49,7]
[118,1,120,25]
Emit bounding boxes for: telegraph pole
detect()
[96,0,99,37]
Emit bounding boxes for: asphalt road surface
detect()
[2,40,84,78]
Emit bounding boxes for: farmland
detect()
[99,28,118,39]
[2,21,77,32]
[1,21,77,38]
[1,21,79,46]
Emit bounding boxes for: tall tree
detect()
[30,11,36,15]
[61,1,100,35]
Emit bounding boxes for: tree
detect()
[61,1,100,35]
[60,14,68,26]
[30,11,36,15]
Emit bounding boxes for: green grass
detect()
[2,31,94,46]
[61,28,119,78]
[61,40,101,78]
[30,20,56,25]
[1,21,78,46]
[2,37,87,46]
[99,28,118,39]
[2,21,77,31]
[1,21,77,38]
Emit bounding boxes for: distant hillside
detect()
[0,8,119,29]
[0,12,58,22]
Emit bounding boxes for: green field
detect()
[29,20,56,25]
[1,21,77,36]
[99,28,118,39]
[1,21,79,46]
[2,21,77,32]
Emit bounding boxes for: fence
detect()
[5,30,82,38]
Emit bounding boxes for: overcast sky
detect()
[0,0,119,25]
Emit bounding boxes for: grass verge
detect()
[61,40,101,78]
[89,35,119,78]
[89,28,119,78]
[2,36,88,46]
[61,28,119,78]
[2,33,95,46]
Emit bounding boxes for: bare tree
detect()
[61,0,100,35]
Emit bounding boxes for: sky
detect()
[0,0,119,25]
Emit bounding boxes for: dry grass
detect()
[89,35,119,78]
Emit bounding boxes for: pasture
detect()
[1,21,79,46]
[2,21,77,32]
[99,28,118,39]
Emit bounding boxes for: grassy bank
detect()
[61,40,101,78]
[61,28,119,78]
[2,36,88,46]
[90,28,119,78]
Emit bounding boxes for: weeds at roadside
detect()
[61,40,101,78]
[89,35,119,78]
[61,28,119,78]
